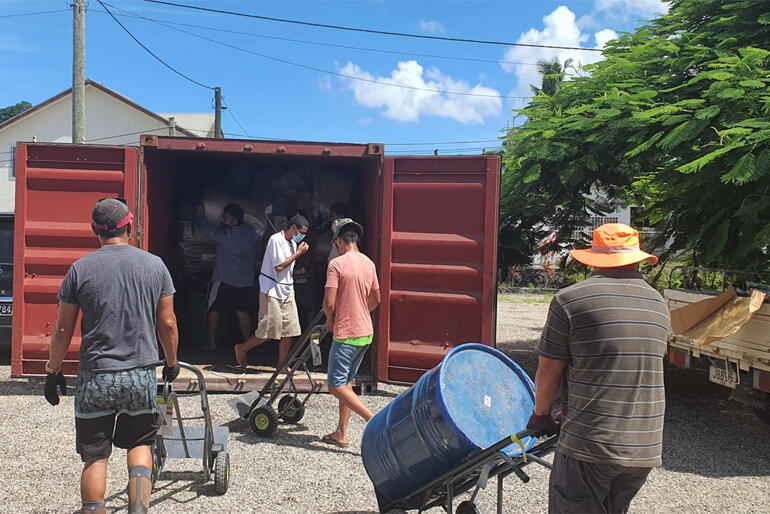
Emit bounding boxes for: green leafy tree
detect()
[500,0,770,272]
[0,101,32,124]
[530,57,574,97]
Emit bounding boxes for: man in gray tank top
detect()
[528,223,670,514]
[43,198,179,514]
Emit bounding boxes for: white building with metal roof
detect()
[0,79,214,213]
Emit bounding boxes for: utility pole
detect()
[72,0,86,144]
[214,87,223,138]
[168,116,176,136]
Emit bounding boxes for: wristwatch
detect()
[45,361,60,374]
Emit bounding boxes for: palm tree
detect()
[530,57,573,96]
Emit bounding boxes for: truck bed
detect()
[664,289,770,372]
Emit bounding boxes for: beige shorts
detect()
[254,292,302,340]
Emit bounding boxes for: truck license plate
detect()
[0,303,11,316]
[709,365,739,388]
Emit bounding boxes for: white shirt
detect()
[259,231,297,300]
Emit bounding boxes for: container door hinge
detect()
[140,134,158,147]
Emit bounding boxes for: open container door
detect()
[11,143,138,376]
[379,155,500,383]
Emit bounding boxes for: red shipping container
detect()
[12,136,500,385]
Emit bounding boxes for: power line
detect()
[388,146,498,154]
[177,127,279,139]
[97,1,214,90]
[385,139,501,146]
[3,120,502,150]
[0,9,70,19]
[0,7,590,67]
[139,0,603,52]
[164,128,499,153]
[0,129,168,149]
[86,127,170,142]
[221,97,252,139]
[166,128,503,149]
[10,7,584,69]
[88,9,543,67]
[100,3,527,100]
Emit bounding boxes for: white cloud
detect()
[501,6,611,103]
[594,28,618,49]
[577,14,599,30]
[419,20,445,35]
[338,60,502,124]
[498,2,670,107]
[595,0,670,20]
[317,76,333,93]
[358,117,374,126]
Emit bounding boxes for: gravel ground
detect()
[1,294,769,513]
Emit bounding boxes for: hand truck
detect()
[153,362,231,494]
[374,428,559,514]
[227,309,327,436]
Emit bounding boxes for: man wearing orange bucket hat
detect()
[527,223,670,514]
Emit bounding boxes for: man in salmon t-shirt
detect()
[321,218,381,447]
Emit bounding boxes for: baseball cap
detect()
[331,218,364,242]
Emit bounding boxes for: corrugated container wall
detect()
[11,137,500,384]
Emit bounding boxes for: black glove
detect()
[527,413,557,436]
[44,372,67,406]
[162,361,180,383]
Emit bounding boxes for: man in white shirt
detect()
[234,215,309,369]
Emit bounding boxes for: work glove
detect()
[526,412,557,437]
[162,361,180,383]
[44,372,67,406]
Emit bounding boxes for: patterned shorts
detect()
[75,367,157,419]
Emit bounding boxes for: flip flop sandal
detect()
[321,434,349,448]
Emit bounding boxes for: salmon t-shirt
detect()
[326,252,380,340]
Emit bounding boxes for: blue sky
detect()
[0,0,669,153]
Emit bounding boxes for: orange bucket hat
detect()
[570,223,658,268]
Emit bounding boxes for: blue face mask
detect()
[293,232,305,245]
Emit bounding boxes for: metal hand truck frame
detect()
[375,428,559,514]
[153,361,231,494]
[227,309,327,436]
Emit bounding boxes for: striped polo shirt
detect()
[537,268,670,467]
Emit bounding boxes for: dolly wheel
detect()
[278,394,306,424]
[214,451,230,495]
[456,500,480,514]
[249,405,279,437]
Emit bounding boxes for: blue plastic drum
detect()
[361,343,536,503]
